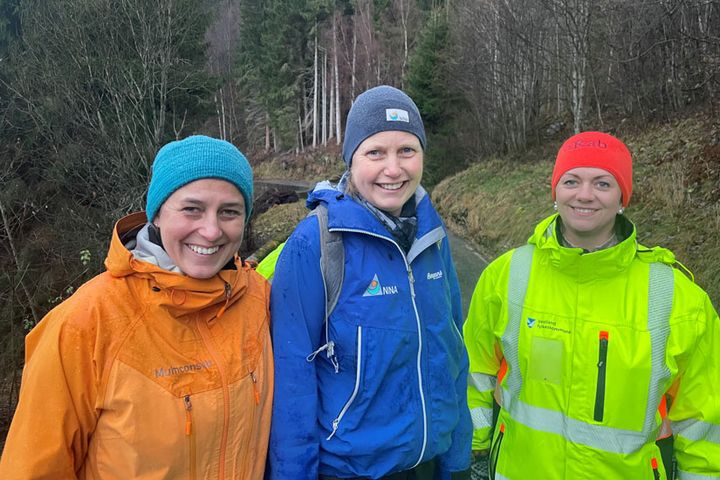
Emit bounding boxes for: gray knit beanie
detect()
[146,135,253,222]
[342,85,426,166]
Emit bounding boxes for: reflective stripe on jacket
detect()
[464,214,720,480]
[0,212,273,479]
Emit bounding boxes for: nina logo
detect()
[363,273,399,296]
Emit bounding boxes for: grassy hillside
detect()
[432,112,720,305]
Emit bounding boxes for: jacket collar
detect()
[528,213,642,280]
[307,180,437,237]
[104,212,249,318]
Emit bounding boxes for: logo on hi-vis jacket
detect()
[363,273,399,296]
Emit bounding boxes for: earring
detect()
[618,207,624,215]
[553,201,558,211]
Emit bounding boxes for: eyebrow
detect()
[563,173,614,181]
[180,198,244,208]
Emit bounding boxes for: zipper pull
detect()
[408,267,416,298]
[327,418,340,440]
[184,395,193,436]
[216,282,232,318]
[598,331,609,367]
[651,457,660,480]
[250,371,260,405]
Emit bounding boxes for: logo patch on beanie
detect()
[386,108,410,122]
[567,139,608,150]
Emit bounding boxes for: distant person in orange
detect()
[0,135,273,479]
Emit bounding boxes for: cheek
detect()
[227,224,246,243]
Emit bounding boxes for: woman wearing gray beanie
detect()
[1,135,273,479]
[268,86,472,479]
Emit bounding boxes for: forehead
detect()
[169,178,244,202]
[561,167,616,180]
[358,130,421,148]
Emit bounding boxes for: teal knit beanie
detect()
[146,135,253,222]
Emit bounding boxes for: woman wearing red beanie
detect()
[464,132,720,479]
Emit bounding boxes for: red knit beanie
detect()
[552,131,633,207]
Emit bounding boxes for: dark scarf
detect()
[352,193,418,253]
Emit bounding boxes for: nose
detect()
[383,155,402,177]
[576,182,594,201]
[198,214,223,242]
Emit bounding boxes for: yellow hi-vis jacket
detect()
[464,214,720,479]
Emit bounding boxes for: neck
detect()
[559,224,618,252]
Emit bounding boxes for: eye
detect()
[365,149,384,159]
[399,147,416,157]
[219,209,243,219]
[596,180,611,189]
[181,206,202,215]
[562,178,578,186]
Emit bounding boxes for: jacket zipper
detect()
[242,369,260,476]
[489,423,505,479]
[594,331,609,422]
[327,326,362,440]
[651,457,660,479]
[333,227,431,467]
[196,316,230,480]
[184,395,197,480]
[250,370,260,405]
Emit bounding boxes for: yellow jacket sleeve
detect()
[670,291,720,477]
[463,253,510,451]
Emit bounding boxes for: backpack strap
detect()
[305,204,343,373]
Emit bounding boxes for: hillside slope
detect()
[432,113,720,305]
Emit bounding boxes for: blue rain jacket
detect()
[267,183,472,479]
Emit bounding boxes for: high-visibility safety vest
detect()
[464,214,720,480]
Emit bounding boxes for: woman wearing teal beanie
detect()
[1,135,274,479]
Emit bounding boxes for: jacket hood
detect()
[104,212,251,318]
[528,214,676,279]
[306,179,437,238]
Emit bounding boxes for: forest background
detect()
[1,0,719,445]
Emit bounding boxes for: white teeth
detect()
[379,182,403,190]
[574,208,595,213]
[188,245,220,255]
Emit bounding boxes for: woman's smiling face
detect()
[349,130,423,215]
[555,167,622,249]
[153,179,246,279]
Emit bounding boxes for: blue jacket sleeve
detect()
[267,218,326,480]
[437,230,473,477]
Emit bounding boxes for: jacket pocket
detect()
[488,422,505,479]
[327,326,363,440]
[184,394,197,480]
[594,331,609,422]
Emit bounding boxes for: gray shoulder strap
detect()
[311,204,345,317]
[305,204,343,372]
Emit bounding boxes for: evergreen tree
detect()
[406,7,464,187]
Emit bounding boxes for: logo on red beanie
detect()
[566,139,608,150]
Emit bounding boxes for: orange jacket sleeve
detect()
[0,305,99,479]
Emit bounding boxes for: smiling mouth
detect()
[188,244,220,255]
[378,181,405,191]
[572,207,597,214]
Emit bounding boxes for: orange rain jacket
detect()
[0,212,273,479]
